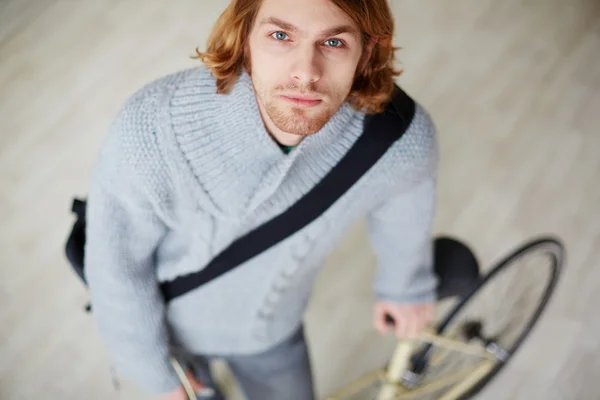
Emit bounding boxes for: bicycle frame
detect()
[325,328,498,400]
[170,326,496,400]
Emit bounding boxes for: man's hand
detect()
[373,301,434,339]
[163,369,208,400]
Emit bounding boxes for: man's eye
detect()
[324,39,343,48]
[271,31,289,41]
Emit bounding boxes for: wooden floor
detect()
[1,0,599,399]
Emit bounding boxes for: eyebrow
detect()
[260,17,359,38]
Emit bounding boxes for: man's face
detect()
[247,0,365,136]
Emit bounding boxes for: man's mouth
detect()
[279,94,323,108]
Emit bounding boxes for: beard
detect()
[253,80,346,136]
[265,98,337,136]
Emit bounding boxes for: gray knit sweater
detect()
[84,65,439,394]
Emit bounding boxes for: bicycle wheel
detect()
[406,236,564,400]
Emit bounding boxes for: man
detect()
[84,0,439,399]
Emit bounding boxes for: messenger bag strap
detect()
[160,84,416,302]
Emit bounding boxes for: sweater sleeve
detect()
[365,105,439,304]
[366,175,438,304]
[83,88,182,393]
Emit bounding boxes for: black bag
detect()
[65,84,416,307]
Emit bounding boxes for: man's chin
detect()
[273,115,328,136]
[269,106,335,136]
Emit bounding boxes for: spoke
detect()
[426,325,466,368]
[324,369,386,400]
[436,360,496,400]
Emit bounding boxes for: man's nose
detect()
[290,46,322,86]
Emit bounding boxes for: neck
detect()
[267,126,305,147]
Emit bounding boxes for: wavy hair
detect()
[193,0,402,114]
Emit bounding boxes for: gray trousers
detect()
[181,326,315,400]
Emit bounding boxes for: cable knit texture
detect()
[83,64,439,394]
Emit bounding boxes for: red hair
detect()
[193,0,402,114]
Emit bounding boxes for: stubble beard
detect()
[264,97,336,136]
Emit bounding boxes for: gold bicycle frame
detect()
[325,328,498,400]
[172,327,499,400]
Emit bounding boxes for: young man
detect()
[84,0,439,399]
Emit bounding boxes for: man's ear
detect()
[358,38,377,75]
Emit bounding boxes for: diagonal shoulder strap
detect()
[160,84,416,302]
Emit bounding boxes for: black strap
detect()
[72,198,87,219]
[160,84,416,302]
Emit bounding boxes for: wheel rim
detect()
[438,237,563,351]
[406,237,564,399]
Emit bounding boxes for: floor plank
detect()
[1,0,599,399]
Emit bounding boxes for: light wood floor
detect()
[1,0,599,399]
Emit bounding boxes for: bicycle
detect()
[172,234,564,400]
[324,235,564,400]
